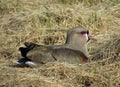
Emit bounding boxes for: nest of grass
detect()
[91,35,120,65]
[1,61,120,87]
[35,62,108,87]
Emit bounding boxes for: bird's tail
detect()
[13,42,39,67]
[19,42,37,57]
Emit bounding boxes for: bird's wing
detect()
[26,44,55,63]
[52,48,88,64]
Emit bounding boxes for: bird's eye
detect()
[80,31,89,35]
[80,31,86,35]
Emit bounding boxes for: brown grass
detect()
[0,0,120,87]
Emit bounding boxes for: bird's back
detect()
[23,43,88,64]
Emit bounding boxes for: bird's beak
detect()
[88,35,97,41]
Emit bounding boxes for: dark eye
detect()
[80,31,89,35]
[80,31,86,35]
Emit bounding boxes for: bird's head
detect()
[66,26,96,44]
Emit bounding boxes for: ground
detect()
[0,0,120,87]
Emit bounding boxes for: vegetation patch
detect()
[0,0,120,87]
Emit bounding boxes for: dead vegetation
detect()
[92,36,120,65]
[0,0,120,87]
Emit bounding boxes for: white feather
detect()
[84,34,89,41]
[25,61,37,67]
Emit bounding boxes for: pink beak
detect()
[88,35,97,41]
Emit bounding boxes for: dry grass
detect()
[0,0,120,87]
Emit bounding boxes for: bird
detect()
[15,26,96,67]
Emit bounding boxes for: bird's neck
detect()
[67,42,88,56]
[65,34,89,56]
